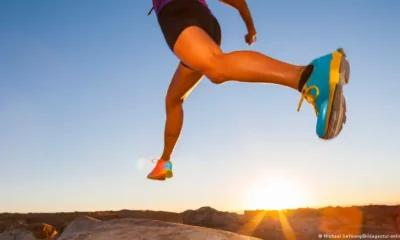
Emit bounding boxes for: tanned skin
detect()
[160,0,305,161]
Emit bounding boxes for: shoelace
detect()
[297,85,320,116]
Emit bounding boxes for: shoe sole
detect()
[147,170,173,181]
[165,169,173,178]
[321,48,350,140]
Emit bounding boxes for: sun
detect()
[246,177,307,210]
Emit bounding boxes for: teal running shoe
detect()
[297,48,350,139]
[147,159,173,181]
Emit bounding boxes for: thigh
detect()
[177,9,222,70]
[166,63,204,103]
[173,26,223,73]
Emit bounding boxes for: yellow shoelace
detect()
[297,86,320,116]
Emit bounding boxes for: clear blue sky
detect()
[1,0,399,213]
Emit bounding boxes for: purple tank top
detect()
[152,0,208,14]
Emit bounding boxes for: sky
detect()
[0,0,399,213]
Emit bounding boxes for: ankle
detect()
[298,65,314,92]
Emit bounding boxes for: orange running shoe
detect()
[147,159,173,181]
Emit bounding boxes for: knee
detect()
[202,53,228,85]
[165,95,184,110]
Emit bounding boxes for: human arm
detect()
[219,0,256,45]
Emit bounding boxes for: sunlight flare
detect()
[246,176,308,210]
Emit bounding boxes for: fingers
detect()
[245,34,257,46]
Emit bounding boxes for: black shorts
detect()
[157,0,222,68]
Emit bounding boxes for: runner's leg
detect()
[161,63,204,161]
[173,26,312,91]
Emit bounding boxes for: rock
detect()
[0,223,57,240]
[182,207,242,231]
[57,216,260,240]
[60,216,100,234]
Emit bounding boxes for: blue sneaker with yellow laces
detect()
[297,48,350,139]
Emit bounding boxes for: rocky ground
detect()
[1,205,399,239]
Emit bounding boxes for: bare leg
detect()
[174,26,305,90]
[161,63,204,161]
[156,27,310,165]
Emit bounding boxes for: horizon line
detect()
[2,203,400,215]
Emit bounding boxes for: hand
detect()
[245,29,257,46]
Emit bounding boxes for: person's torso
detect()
[152,0,208,14]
